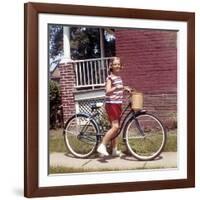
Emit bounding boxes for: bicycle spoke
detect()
[125,114,166,160]
[64,114,98,158]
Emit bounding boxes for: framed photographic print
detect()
[24,2,195,197]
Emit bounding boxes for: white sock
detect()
[112,147,118,152]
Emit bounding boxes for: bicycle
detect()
[63,91,167,161]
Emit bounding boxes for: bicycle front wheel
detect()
[64,114,98,158]
[125,113,166,161]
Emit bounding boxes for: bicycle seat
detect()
[91,102,104,110]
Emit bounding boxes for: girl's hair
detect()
[108,57,122,74]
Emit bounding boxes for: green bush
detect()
[49,80,63,129]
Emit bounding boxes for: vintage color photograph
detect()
[48,25,177,174]
[24,3,195,197]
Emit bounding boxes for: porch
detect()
[72,57,113,115]
[58,57,113,121]
[73,57,111,90]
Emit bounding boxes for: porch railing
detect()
[73,57,113,89]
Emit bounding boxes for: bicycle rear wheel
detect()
[125,113,166,161]
[63,114,98,158]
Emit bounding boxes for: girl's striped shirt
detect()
[105,75,124,104]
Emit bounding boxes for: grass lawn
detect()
[49,164,177,174]
[49,128,177,153]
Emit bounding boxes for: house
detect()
[56,27,177,129]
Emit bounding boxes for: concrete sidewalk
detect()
[50,152,177,170]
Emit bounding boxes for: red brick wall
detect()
[59,63,76,122]
[116,29,177,128]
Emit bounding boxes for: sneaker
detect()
[112,149,122,157]
[97,144,109,156]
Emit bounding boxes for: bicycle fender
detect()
[63,113,100,135]
[122,111,147,139]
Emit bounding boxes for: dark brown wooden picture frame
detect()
[24,2,195,198]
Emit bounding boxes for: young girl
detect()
[97,57,131,157]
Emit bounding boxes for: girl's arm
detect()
[105,78,118,95]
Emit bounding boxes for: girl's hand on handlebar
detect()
[131,88,137,92]
[124,86,132,93]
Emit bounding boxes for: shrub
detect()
[49,80,63,129]
[165,112,177,130]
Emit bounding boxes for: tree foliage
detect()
[49,25,116,61]
[104,29,116,57]
[49,25,63,59]
[70,27,100,59]
[49,80,63,129]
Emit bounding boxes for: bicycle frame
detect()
[91,101,146,141]
[119,103,147,138]
[76,97,146,143]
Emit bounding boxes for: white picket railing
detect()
[73,57,113,89]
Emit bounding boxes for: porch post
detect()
[63,26,71,59]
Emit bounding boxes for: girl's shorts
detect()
[105,103,122,122]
